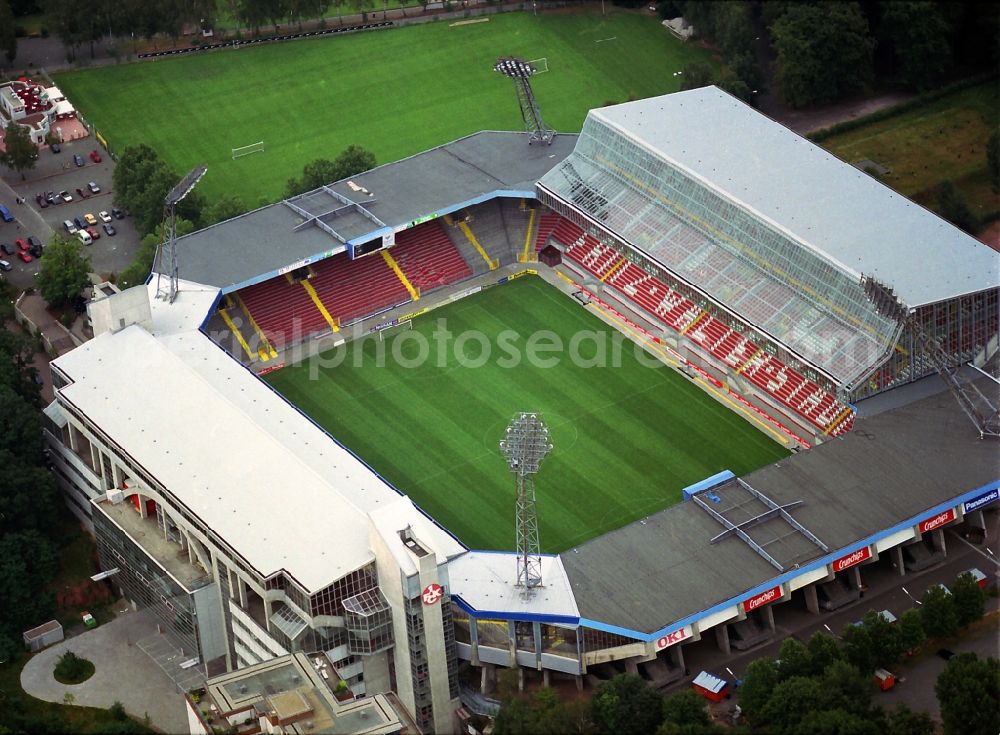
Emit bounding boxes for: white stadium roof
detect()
[592,87,999,309]
[53,282,464,593]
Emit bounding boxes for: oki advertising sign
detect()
[832,546,872,573]
[421,583,444,606]
[918,508,956,534]
[655,625,692,650]
[743,585,782,613]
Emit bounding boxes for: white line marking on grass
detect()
[595,37,618,43]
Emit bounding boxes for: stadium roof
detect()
[561,380,1000,634]
[52,283,465,593]
[168,131,576,291]
[590,87,998,309]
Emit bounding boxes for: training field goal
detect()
[232,140,264,159]
[528,57,549,74]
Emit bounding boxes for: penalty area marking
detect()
[450,17,490,27]
[595,36,617,43]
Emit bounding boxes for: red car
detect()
[16,238,28,251]
[18,250,32,263]
[86,226,101,240]
[90,149,102,163]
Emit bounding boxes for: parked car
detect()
[77,230,92,245]
[59,190,73,203]
[87,181,101,193]
[83,213,97,226]
[16,238,28,251]
[76,187,90,199]
[85,226,100,240]
[73,154,85,167]
[0,204,13,223]
[64,219,78,234]
[0,243,14,255]
[73,217,85,230]
[50,142,61,153]
[17,250,32,263]
[36,194,48,209]
[111,207,125,220]
[0,259,10,271]
[90,150,102,163]
[27,236,41,250]
[98,210,112,223]
[102,223,116,236]
[28,242,43,258]
[46,191,57,204]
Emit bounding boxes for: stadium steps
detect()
[391,221,471,295]
[520,205,537,262]
[534,212,562,252]
[441,209,500,276]
[495,199,531,265]
[309,250,411,326]
[217,307,256,361]
[381,248,421,301]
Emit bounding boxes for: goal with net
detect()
[232,141,264,159]
[378,320,413,342]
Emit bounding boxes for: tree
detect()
[920,583,959,639]
[806,631,844,675]
[0,530,58,654]
[117,219,194,290]
[798,707,881,735]
[935,653,1000,735]
[936,180,979,234]
[760,676,824,732]
[1,120,37,180]
[841,610,905,673]
[771,2,875,108]
[286,158,338,198]
[660,689,710,731]
[952,571,986,628]
[878,1,954,90]
[208,194,248,224]
[36,235,91,309]
[775,637,812,680]
[679,61,716,91]
[0,0,16,66]
[898,607,926,654]
[332,144,376,181]
[0,328,42,406]
[884,705,934,735]
[818,660,872,717]
[591,674,665,735]
[112,144,181,236]
[986,128,1000,193]
[738,657,779,720]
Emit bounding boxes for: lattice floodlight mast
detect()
[862,275,1000,438]
[493,57,555,145]
[500,412,553,591]
[155,165,208,303]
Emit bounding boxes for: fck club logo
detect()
[421,583,444,606]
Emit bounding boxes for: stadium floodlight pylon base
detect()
[500,412,553,594]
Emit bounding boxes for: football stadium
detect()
[43,85,998,733]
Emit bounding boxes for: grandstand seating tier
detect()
[392,221,472,292]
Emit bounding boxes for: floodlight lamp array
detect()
[493,57,536,79]
[167,165,209,207]
[500,412,553,474]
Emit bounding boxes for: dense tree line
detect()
[284,145,377,197]
[0,286,60,663]
[662,1,998,109]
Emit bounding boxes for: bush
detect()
[54,650,95,684]
[936,180,979,233]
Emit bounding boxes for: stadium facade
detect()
[43,88,998,730]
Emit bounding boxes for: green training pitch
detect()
[53,11,715,204]
[265,277,788,552]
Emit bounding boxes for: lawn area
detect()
[53,10,714,204]
[819,81,1000,223]
[265,277,788,552]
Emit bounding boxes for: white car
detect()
[98,210,112,223]
[59,190,73,203]
[87,181,101,194]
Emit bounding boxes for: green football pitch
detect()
[53,11,715,203]
[265,277,788,552]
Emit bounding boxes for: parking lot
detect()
[1,138,141,289]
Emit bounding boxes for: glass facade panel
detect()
[539,116,907,388]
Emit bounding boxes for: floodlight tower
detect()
[155,164,208,303]
[500,412,553,592]
[493,57,555,145]
[861,275,999,438]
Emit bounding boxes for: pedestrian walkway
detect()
[19,611,189,733]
